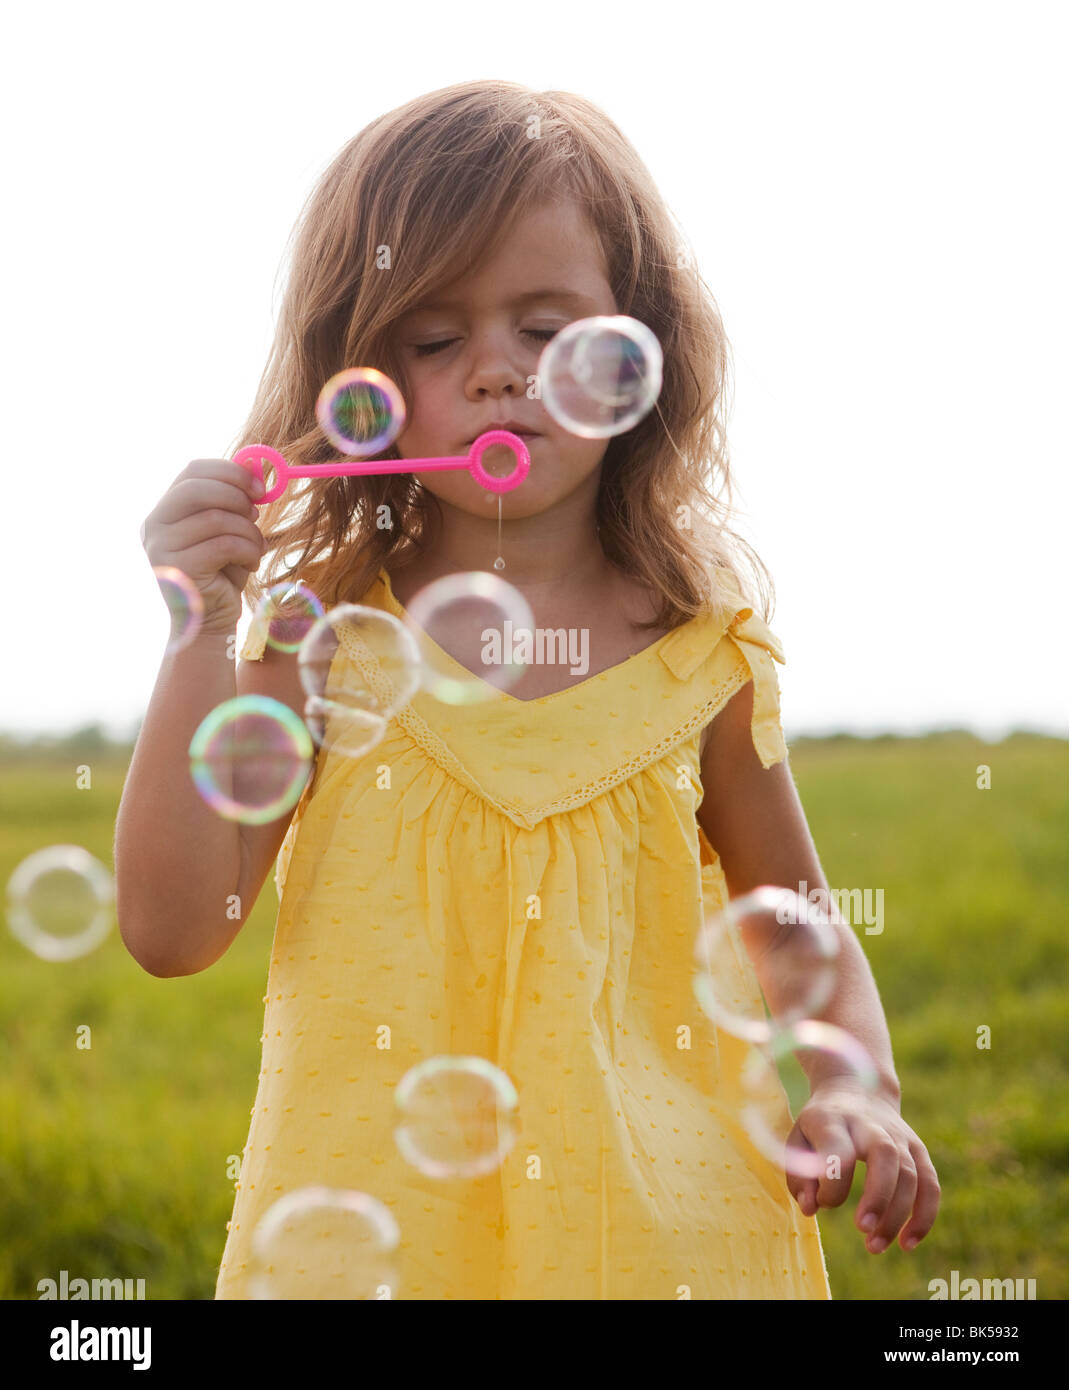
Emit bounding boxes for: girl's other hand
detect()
[784,1082,941,1253]
[141,459,267,635]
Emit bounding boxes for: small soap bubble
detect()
[394,1056,519,1180]
[404,571,535,705]
[6,845,114,961]
[693,885,841,1043]
[249,1186,400,1300]
[740,1021,880,1179]
[316,368,406,457]
[297,605,422,757]
[252,581,325,654]
[153,566,204,654]
[189,695,313,824]
[538,315,662,438]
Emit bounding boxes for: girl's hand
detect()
[141,459,267,636]
[784,1081,940,1253]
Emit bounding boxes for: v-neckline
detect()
[376,567,684,706]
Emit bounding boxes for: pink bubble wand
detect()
[235,429,530,505]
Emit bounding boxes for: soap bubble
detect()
[694,885,841,1043]
[6,845,114,962]
[189,695,313,824]
[297,605,422,757]
[404,571,535,705]
[153,566,204,654]
[394,1056,519,1179]
[316,368,406,456]
[249,1186,400,1300]
[538,315,662,438]
[740,1021,880,1179]
[252,581,325,654]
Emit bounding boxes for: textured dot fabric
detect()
[215,567,831,1300]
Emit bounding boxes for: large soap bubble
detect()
[298,605,422,757]
[249,1186,400,1299]
[538,315,662,438]
[694,885,841,1043]
[6,845,114,962]
[394,1056,519,1180]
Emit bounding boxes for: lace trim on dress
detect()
[336,610,766,826]
[250,574,788,848]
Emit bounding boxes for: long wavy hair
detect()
[230,79,775,633]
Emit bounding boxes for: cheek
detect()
[544,435,607,482]
[399,371,450,440]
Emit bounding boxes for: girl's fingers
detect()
[785,1104,941,1252]
[154,476,263,525]
[848,1120,900,1236]
[866,1156,918,1253]
[899,1141,941,1250]
[154,509,263,559]
[784,1139,819,1215]
[810,1123,855,1209]
[170,457,264,496]
[165,534,265,583]
[789,1176,819,1217]
[788,1113,856,1211]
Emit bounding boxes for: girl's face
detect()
[391,198,618,523]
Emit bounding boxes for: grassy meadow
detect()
[1,729,1066,1300]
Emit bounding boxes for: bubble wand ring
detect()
[234,430,530,505]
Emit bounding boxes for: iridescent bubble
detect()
[316,368,406,457]
[249,1187,400,1300]
[189,695,313,824]
[153,566,204,654]
[6,845,114,962]
[740,1021,880,1179]
[297,605,422,757]
[394,1056,519,1180]
[252,580,325,654]
[538,315,662,438]
[404,571,536,705]
[693,885,841,1043]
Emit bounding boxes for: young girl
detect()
[118,80,939,1300]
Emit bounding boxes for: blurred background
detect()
[2,0,1066,1299]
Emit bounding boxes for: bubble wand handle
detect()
[234,430,530,504]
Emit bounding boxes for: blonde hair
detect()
[230,80,775,632]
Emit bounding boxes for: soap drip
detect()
[493,494,505,571]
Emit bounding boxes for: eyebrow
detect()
[401,288,599,316]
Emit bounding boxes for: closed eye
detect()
[413,329,559,357]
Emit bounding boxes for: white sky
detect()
[4,0,1066,743]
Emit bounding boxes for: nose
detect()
[464,339,529,401]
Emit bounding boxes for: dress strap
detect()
[659,586,787,770]
[238,617,269,663]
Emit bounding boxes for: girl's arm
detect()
[697,680,940,1252]
[697,682,900,1100]
[114,633,307,977]
[117,455,289,977]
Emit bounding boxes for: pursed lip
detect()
[464,426,542,448]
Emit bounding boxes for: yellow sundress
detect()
[215,567,831,1300]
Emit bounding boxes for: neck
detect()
[401,497,608,597]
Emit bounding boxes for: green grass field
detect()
[1,730,1066,1300]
